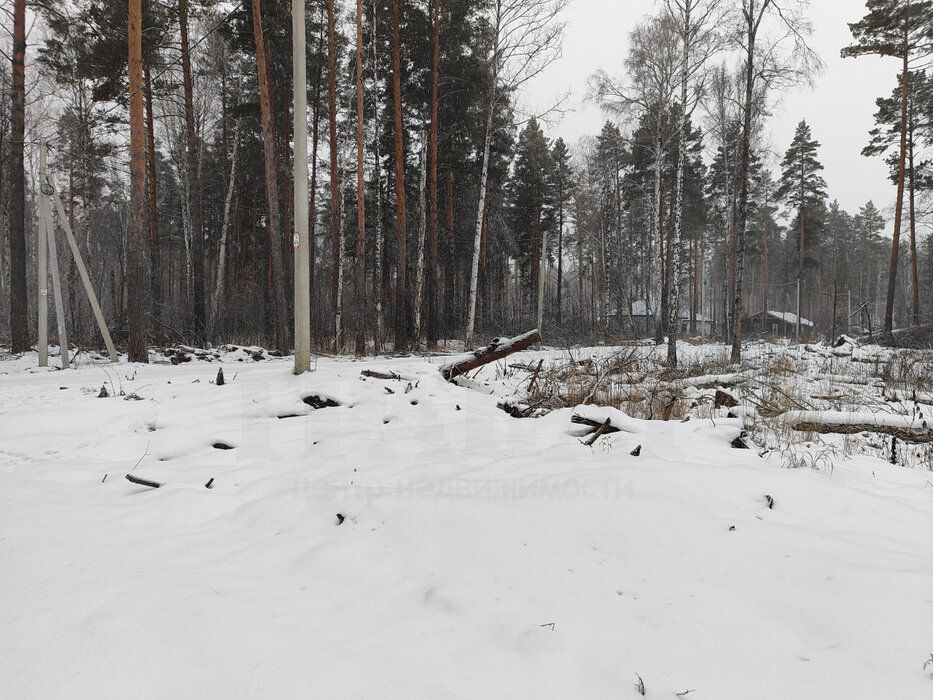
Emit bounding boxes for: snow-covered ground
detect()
[1,344,932,699]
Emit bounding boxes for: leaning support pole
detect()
[47,168,118,362]
[37,140,49,367]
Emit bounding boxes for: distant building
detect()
[742,310,814,339]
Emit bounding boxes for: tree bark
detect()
[391,0,408,351]
[427,0,441,348]
[143,68,162,324]
[413,140,428,344]
[8,0,27,353]
[211,117,240,330]
[180,0,206,342]
[355,0,367,356]
[733,0,768,362]
[251,0,289,352]
[327,0,342,348]
[371,0,385,349]
[884,31,909,336]
[128,0,148,362]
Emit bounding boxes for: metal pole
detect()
[37,139,49,366]
[48,176,118,362]
[796,276,801,341]
[293,0,311,373]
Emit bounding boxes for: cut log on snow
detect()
[125,473,162,488]
[783,410,933,443]
[440,329,541,381]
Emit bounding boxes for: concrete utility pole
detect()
[38,140,49,367]
[39,141,68,369]
[293,0,311,373]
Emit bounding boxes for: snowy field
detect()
[1,342,932,699]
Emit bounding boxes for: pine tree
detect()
[550,138,572,325]
[775,120,827,290]
[864,71,933,325]
[127,0,148,362]
[8,0,26,352]
[843,0,933,333]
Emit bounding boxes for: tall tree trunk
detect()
[355,0,367,356]
[128,0,148,362]
[556,176,563,325]
[732,1,766,362]
[211,117,240,330]
[8,0,27,353]
[908,97,919,325]
[310,12,324,324]
[327,0,342,348]
[180,0,205,342]
[427,0,441,348]
[371,0,384,349]
[413,140,428,343]
[144,68,162,324]
[446,169,455,334]
[251,0,289,352]
[884,33,910,336]
[653,126,665,345]
[466,109,495,346]
[391,0,408,350]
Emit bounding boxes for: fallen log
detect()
[583,418,612,446]
[440,329,541,381]
[361,369,402,380]
[783,410,933,443]
[570,414,621,435]
[125,474,162,489]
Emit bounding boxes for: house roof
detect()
[748,310,814,327]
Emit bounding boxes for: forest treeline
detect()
[1,0,932,365]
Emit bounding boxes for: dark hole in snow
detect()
[765,494,774,509]
[213,442,234,450]
[205,478,215,489]
[302,394,341,409]
[336,513,345,526]
[277,414,302,420]
[630,445,641,457]
[731,432,749,449]
[729,525,736,531]
[410,399,419,406]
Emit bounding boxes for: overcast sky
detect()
[524,0,900,226]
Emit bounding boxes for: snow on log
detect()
[440,329,541,381]
[783,410,933,443]
[570,405,642,435]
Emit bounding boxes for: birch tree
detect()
[729,0,820,362]
[663,0,724,366]
[464,0,567,346]
[590,15,679,343]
